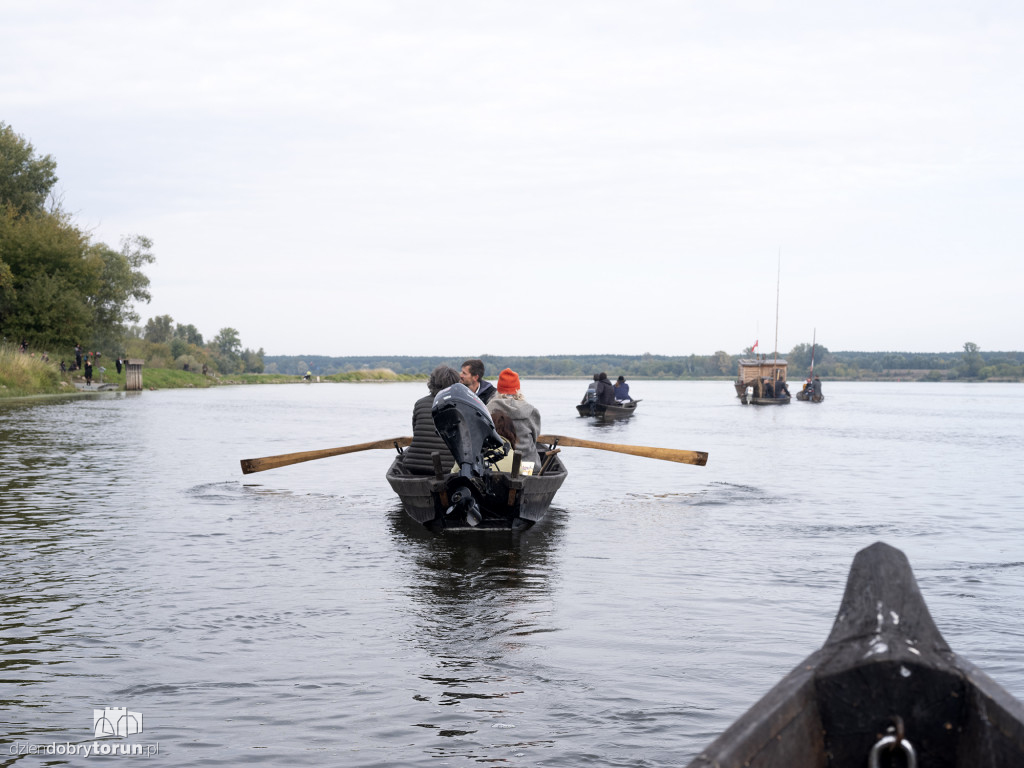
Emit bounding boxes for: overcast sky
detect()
[3,1,1022,357]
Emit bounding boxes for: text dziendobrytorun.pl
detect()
[8,742,159,757]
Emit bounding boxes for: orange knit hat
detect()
[497,368,520,394]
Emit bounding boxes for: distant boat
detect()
[685,541,1024,768]
[796,328,825,403]
[795,383,824,403]
[576,400,640,420]
[736,255,790,405]
[734,358,791,405]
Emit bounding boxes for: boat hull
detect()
[576,401,639,420]
[796,390,824,402]
[686,542,1024,768]
[386,450,567,531]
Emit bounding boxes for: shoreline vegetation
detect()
[0,345,422,399]
[2,344,1021,401]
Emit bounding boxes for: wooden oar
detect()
[240,437,413,474]
[538,434,708,466]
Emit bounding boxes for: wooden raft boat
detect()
[386,446,567,532]
[686,541,1024,768]
[734,358,791,405]
[575,400,640,420]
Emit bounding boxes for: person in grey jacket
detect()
[487,368,542,469]
[401,365,461,474]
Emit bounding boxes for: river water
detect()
[2,380,1023,766]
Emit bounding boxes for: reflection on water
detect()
[387,507,565,753]
[1,382,1023,766]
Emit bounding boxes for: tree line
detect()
[265,343,1023,382]
[0,122,263,375]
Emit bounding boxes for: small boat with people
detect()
[240,376,707,534]
[386,381,567,532]
[578,373,639,419]
[795,328,825,402]
[685,541,1024,768]
[575,399,640,420]
[795,377,824,402]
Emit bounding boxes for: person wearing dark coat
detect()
[460,358,496,404]
[401,365,461,474]
[595,372,616,406]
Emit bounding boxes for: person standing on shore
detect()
[84,358,93,386]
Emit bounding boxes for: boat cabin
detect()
[734,357,788,402]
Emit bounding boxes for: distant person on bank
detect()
[487,369,542,469]
[460,358,496,404]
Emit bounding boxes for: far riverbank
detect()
[0,350,422,400]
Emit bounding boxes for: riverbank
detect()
[0,351,423,399]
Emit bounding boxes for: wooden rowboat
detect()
[795,389,825,403]
[576,400,640,420]
[386,445,567,532]
[686,541,1024,767]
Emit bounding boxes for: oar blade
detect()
[538,434,708,466]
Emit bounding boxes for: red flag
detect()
[751,339,759,351]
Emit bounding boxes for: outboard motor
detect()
[431,383,506,526]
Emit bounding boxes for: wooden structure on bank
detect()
[686,541,1024,768]
[126,359,144,391]
[734,357,790,405]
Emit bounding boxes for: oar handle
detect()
[538,434,708,466]
[240,437,413,474]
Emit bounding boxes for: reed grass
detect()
[0,344,66,397]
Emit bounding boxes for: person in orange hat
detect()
[486,368,542,470]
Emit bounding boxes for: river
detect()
[2,380,1023,766]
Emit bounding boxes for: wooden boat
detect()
[795,329,824,402]
[686,541,1024,768]
[734,358,791,405]
[576,399,640,420]
[386,444,567,532]
[795,387,824,403]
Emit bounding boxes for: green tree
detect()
[0,122,58,215]
[960,342,983,378]
[212,327,242,373]
[144,315,174,344]
[88,236,154,350]
[0,123,154,352]
[174,322,204,346]
[241,347,265,373]
[713,350,732,375]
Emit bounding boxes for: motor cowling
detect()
[431,383,503,477]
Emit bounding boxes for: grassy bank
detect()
[0,345,68,397]
[0,352,424,399]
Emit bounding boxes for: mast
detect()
[809,328,816,379]
[773,252,780,370]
